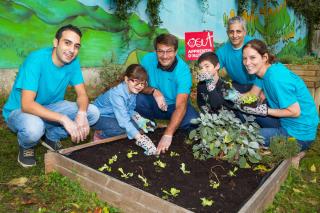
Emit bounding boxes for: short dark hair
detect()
[197,52,219,66]
[55,24,82,41]
[154,33,178,51]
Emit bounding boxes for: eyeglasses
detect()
[129,79,147,87]
[156,49,175,56]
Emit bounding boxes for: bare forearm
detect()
[76,95,89,112]
[268,108,299,118]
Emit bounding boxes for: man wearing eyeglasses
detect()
[135,33,199,155]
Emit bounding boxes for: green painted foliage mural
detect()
[0,0,173,68]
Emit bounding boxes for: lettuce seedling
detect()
[200,197,214,207]
[228,167,238,177]
[118,168,133,179]
[108,155,118,165]
[209,180,220,189]
[98,164,111,172]
[180,163,190,174]
[153,160,166,168]
[162,187,180,200]
[127,150,138,159]
[138,175,149,187]
[170,151,180,157]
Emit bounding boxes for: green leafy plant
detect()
[261,136,301,167]
[161,187,180,200]
[170,151,180,157]
[138,175,149,187]
[118,168,133,179]
[188,109,264,168]
[98,164,112,172]
[153,159,166,168]
[200,197,214,207]
[209,180,220,189]
[108,155,118,165]
[227,167,238,177]
[240,94,259,105]
[179,163,191,174]
[127,150,138,159]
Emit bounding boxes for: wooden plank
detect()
[291,70,317,77]
[58,134,128,155]
[238,160,291,213]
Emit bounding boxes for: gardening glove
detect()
[223,87,242,105]
[60,115,81,143]
[240,103,268,116]
[132,112,156,133]
[156,135,173,154]
[197,71,218,92]
[135,134,157,155]
[153,89,168,111]
[75,111,90,141]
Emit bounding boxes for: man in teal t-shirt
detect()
[135,33,198,155]
[3,25,100,167]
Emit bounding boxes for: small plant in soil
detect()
[200,197,214,207]
[180,163,191,174]
[127,150,138,158]
[253,164,272,173]
[108,155,118,164]
[240,94,259,107]
[170,151,180,157]
[98,164,112,172]
[118,168,133,179]
[227,167,238,177]
[138,175,149,187]
[209,180,220,189]
[153,159,166,168]
[161,187,180,200]
[189,109,264,168]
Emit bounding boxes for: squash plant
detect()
[188,109,265,168]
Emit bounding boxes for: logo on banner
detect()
[185,31,214,61]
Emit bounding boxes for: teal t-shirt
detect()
[262,63,318,141]
[2,48,84,121]
[141,52,192,105]
[216,35,262,87]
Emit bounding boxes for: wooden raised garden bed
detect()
[286,64,320,112]
[45,129,291,213]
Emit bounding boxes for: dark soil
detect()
[68,129,271,213]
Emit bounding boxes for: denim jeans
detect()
[260,127,314,151]
[92,116,139,139]
[135,94,199,129]
[6,100,100,149]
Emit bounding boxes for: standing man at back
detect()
[135,33,199,154]
[2,25,100,167]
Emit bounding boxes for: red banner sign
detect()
[185,31,214,61]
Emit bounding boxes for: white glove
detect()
[59,115,81,143]
[135,134,157,155]
[153,89,167,111]
[156,135,173,154]
[75,111,90,141]
[223,88,242,105]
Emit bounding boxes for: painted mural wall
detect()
[0,0,307,69]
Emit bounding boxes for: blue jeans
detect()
[260,127,314,151]
[135,94,199,129]
[6,100,100,149]
[92,116,138,139]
